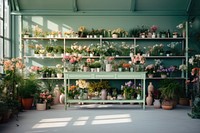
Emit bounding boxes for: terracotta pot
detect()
[22,98,33,110]
[162,100,173,110]
[162,105,173,110]
[179,98,189,106]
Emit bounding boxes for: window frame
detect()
[0,0,11,73]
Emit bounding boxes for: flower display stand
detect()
[64,72,146,110]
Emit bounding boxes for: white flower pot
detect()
[112,34,118,38]
[36,103,46,111]
[57,73,63,78]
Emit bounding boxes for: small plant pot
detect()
[36,103,46,111]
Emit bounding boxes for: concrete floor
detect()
[0,104,200,133]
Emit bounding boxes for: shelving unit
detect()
[21,35,188,109]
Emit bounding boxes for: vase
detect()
[59,93,65,104]
[153,99,161,109]
[136,94,141,100]
[53,85,61,104]
[36,103,46,111]
[146,95,153,105]
[148,82,154,95]
[106,64,112,72]
[101,89,107,100]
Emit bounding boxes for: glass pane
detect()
[0,20,3,36]
[0,38,2,58]
[4,39,11,58]
[4,3,9,38]
[4,22,9,38]
[0,38,3,73]
[0,0,3,18]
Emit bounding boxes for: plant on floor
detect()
[159,79,182,109]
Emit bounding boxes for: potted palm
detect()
[19,75,40,110]
[159,79,181,110]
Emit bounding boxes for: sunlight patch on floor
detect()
[32,114,132,128]
[92,114,132,125]
[32,122,68,128]
[40,117,72,123]
[33,117,72,129]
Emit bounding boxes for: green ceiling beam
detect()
[130,0,136,12]
[73,0,78,12]
[186,0,194,15]
[14,0,20,11]
[10,10,188,16]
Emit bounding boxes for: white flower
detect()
[179,64,187,71]
[176,23,184,29]
[189,57,194,65]
[154,59,162,66]
[76,79,89,89]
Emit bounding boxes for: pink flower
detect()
[151,25,158,32]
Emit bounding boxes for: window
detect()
[0,0,10,73]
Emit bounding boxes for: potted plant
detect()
[159,79,181,110]
[65,47,73,55]
[56,64,63,78]
[129,27,140,37]
[22,27,31,37]
[145,64,155,78]
[45,46,54,57]
[18,75,40,110]
[53,46,64,57]
[160,30,167,38]
[34,89,53,110]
